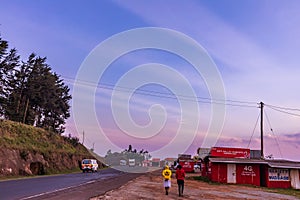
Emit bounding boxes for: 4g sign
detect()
[236,164,260,186]
[244,165,253,171]
[241,165,256,176]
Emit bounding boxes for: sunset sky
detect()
[1,0,300,160]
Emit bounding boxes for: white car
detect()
[81,159,98,172]
[194,164,201,172]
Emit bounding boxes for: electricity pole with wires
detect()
[260,102,264,159]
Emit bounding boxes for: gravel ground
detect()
[92,171,299,200]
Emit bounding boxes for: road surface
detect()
[0,168,141,200]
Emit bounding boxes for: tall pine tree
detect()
[0,36,72,134]
[0,37,20,116]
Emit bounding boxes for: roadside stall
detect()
[201,147,300,189]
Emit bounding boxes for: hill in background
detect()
[0,119,104,177]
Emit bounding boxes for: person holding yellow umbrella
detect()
[162,165,172,195]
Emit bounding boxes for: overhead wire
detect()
[265,105,300,117]
[264,110,283,158]
[247,112,260,148]
[63,76,300,158]
[62,76,300,111]
[265,104,300,112]
[62,76,258,108]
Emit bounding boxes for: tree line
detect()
[0,35,71,134]
[105,145,151,166]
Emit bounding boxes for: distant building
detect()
[151,158,160,167]
[142,160,150,167]
[197,148,210,160]
[178,154,192,160]
[164,158,177,167]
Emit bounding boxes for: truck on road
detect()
[128,159,135,167]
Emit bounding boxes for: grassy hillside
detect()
[0,119,87,155]
[0,119,99,176]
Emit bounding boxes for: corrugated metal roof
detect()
[164,158,177,161]
[209,157,300,169]
[267,160,300,169]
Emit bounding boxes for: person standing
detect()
[175,164,185,197]
[162,165,172,195]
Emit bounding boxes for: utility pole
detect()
[260,102,264,159]
[82,130,85,145]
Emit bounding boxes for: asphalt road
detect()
[0,168,140,200]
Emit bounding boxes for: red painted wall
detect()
[201,161,212,179]
[236,164,260,186]
[267,180,291,188]
[211,163,227,183]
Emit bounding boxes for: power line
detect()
[62,76,258,108]
[62,76,300,111]
[247,112,260,148]
[265,104,300,112]
[265,105,300,117]
[264,110,283,158]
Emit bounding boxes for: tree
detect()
[5,53,71,133]
[5,54,34,122]
[128,144,132,152]
[0,34,71,134]
[106,149,112,156]
[0,38,19,115]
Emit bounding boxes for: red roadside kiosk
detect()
[178,154,195,173]
[201,147,300,189]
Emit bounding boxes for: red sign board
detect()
[210,147,250,158]
[179,161,195,173]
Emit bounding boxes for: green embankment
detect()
[0,119,97,176]
[0,119,87,154]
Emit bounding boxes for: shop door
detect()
[227,164,236,183]
[290,169,300,189]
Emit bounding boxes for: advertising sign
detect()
[269,168,289,181]
[210,147,250,158]
[236,164,260,186]
[179,161,195,173]
[241,165,256,176]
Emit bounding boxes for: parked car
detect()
[194,164,201,172]
[81,159,98,173]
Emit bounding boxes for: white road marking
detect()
[20,180,96,200]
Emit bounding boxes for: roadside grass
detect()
[44,167,82,175]
[191,175,300,198]
[0,167,82,181]
[0,119,88,155]
[0,165,111,181]
[0,120,96,178]
[190,175,215,184]
[263,187,300,198]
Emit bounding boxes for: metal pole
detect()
[260,102,264,159]
[82,131,85,145]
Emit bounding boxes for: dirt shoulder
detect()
[92,171,299,200]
